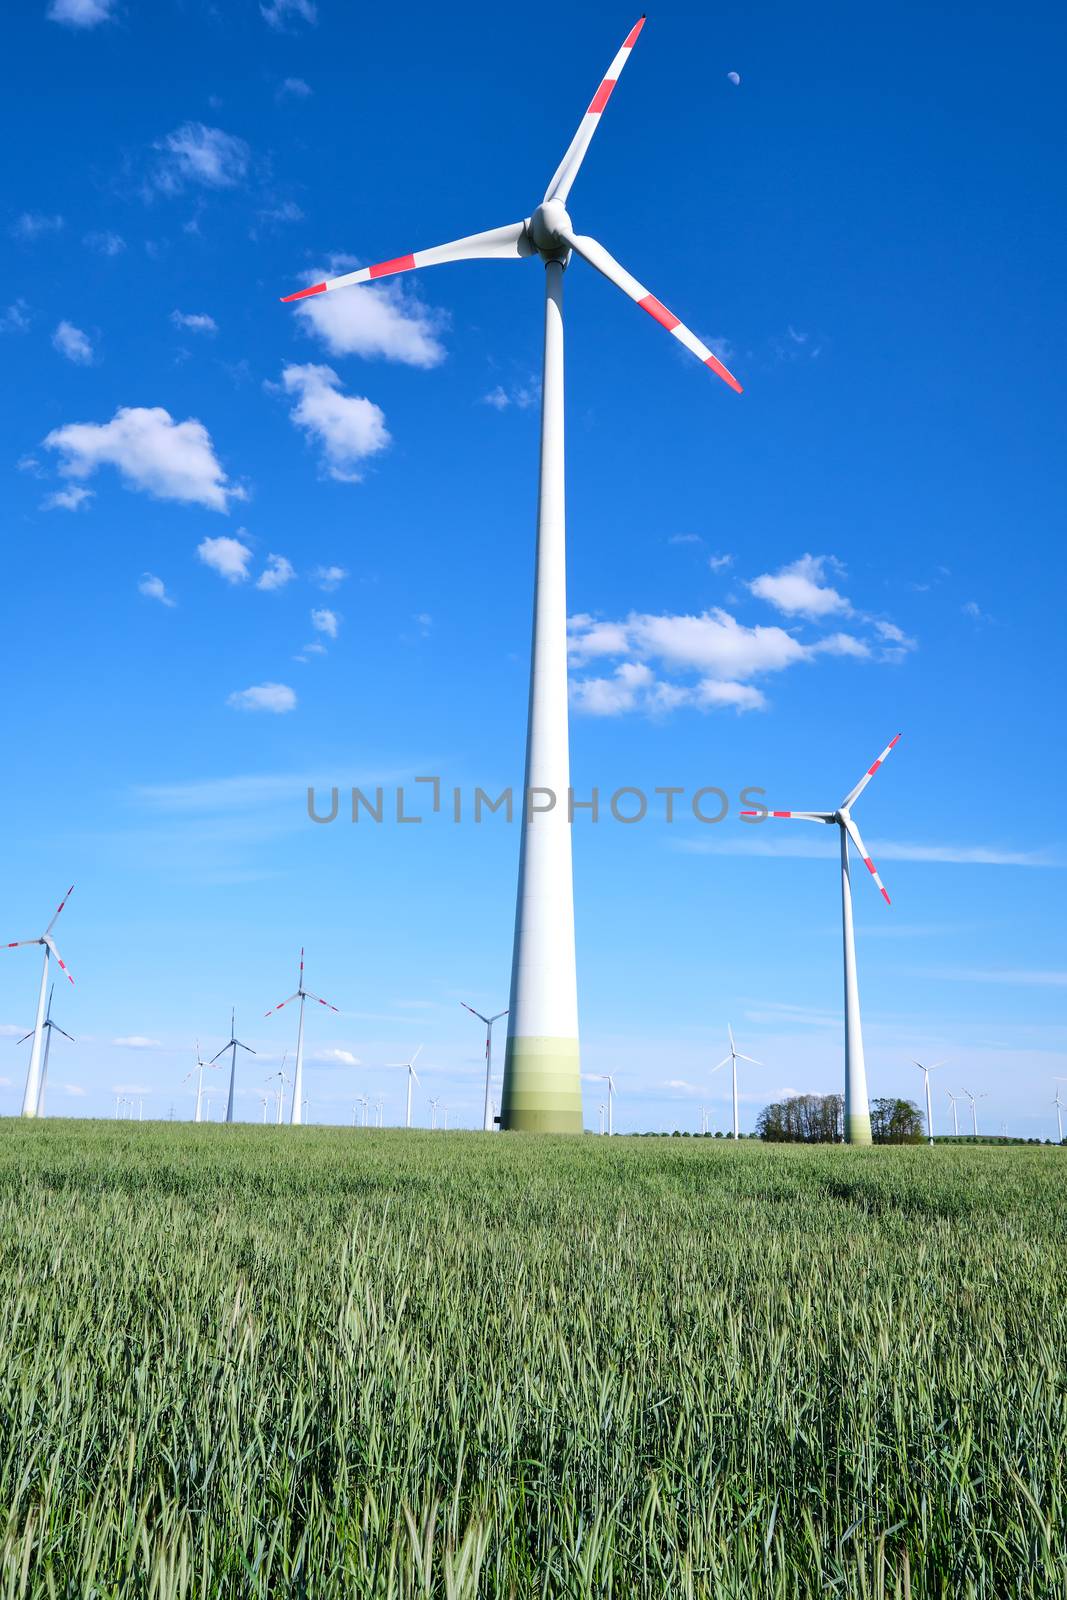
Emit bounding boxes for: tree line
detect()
[756,1094,925,1143]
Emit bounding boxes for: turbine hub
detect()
[528,199,572,258]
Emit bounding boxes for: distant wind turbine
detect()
[591,1073,616,1135]
[963,1088,987,1137]
[212,1011,255,1123]
[598,1103,606,1135]
[265,1067,289,1125]
[183,1040,220,1124]
[374,1095,384,1129]
[913,1059,946,1147]
[281,17,743,1135]
[1053,1081,1066,1143]
[429,1096,441,1130]
[17,983,74,1118]
[712,1025,762,1142]
[386,1046,422,1128]
[743,735,902,1143]
[947,1090,963,1136]
[5,884,75,1119]
[264,948,338,1125]
[461,1002,508,1132]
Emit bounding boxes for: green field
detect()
[1,1124,1064,1598]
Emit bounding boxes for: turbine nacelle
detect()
[527,200,573,259]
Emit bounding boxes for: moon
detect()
[727,70,741,86]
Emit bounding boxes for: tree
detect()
[756,1093,844,1143]
[869,1097,924,1144]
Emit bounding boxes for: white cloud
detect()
[41,486,93,511]
[198,534,252,583]
[52,320,93,364]
[749,553,851,619]
[113,1036,161,1050]
[256,553,296,591]
[153,124,250,193]
[962,600,994,624]
[277,76,313,98]
[481,377,539,410]
[48,0,114,23]
[482,385,509,410]
[280,363,389,482]
[312,564,347,590]
[708,552,733,571]
[12,213,63,241]
[62,1083,87,1096]
[295,275,446,368]
[171,310,218,334]
[316,1048,360,1066]
[0,1025,26,1039]
[310,607,339,638]
[138,573,176,607]
[45,405,241,511]
[1,299,31,333]
[227,683,297,714]
[262,0,316,26]
[84,229,125,255]
[681,835,1056,868]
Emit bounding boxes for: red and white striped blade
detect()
[264,990,300,1017]
[840,733,902,811]
[43,935,74,984]
[559,229,743,392]
[737,808,834,821]
[5,938,41,949]
[44,884,74,938]
[280,222,533,302]
[841,814,892,906]
[544,17,646,205]
[304,990,339,1012]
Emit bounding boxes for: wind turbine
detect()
[265,1068,289,1125]
[598,1103,606,1136]
[1053,1082,1066,1143]
[742,735,902,1144]
[374,1095,384,1129]
[264,949,338,1125]
[386,1046,422,1129]
[913,1059,946,1147]
[211,1011,255,1123]
[461,1002,508,1132]
[5,884,75,1119]
[183,1040,219,1124]
[712,1026,763,1142]
[947,1090,963,1136]
[16,984,74,1119]
[591,1073,616,1135]
[963,1088,987,1137]
[260,1095,271,1124]
[429,1096,441,1130]
[281,19,742,1134]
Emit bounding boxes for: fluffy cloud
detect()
[262,0,317,28]
[748,554,851,619]
[294,274,446,368]
[310,607,339,638]
[113,1036,161,1050]
[567,604,877,718]
[138,573,176,607]
[481,378,539,410]
[280,363,389,482]
[312,564,347,590]
[256,553,296,591]
[171,310,217,334]
[41,486,93,511]
[44,405,241,511]
[11,213,63,241]
[1,299,31,333]
[153,124,250,193]
[48,0,114,23]
[52,320,93,364]
[227,683,297,713]
[277,76,313,99]
[317,1048,360,1066]
[198,535,252,583]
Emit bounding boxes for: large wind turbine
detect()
[461,1002,508,1132]
[743,735,902,1144]
[16,984,74,1119]
[913,1059,945,1147]
[386,1046,422,1129]
[963,1088,987,1137]
[264,949,338,1126]
[712,1026,763,1142]
[281,19,741,1134]
[5,885,75,1119]
[183,1040,219,1124]
[212,1011,255,1124]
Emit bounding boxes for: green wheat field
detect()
[1,1123,1064,1598]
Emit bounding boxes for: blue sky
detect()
[2,0,1065,1134]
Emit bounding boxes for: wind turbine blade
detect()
[411,1045,423,1065]
[280,222,533,301]
[5,939,40,949]
[209,1044,230,1064]
[54,1025,75,1043]
[728,1023,735,1051]
[840,734,902,811]
[737,1055,763,1067]
[304,991,339,1012]
[544,16,646,205]
[558,228,742,392]
[43,936,74,984]
[840,815,892,906]
[411,1068,420,1086]
[44,885,74,938]
[264,992,300,1016]
[711,1058,731,1073]
[16,1030,33,1045]
[737,808,834,822]
[461,1002,490,1025]
[490,1010,509,1024]
[235,1040,256,1054]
